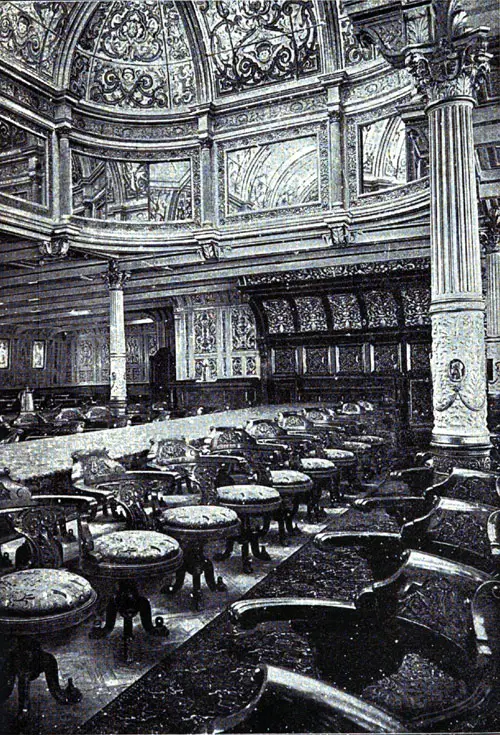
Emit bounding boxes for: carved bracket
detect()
[323,223,355,248]
[198,240,230,262]
[38,235,70,262]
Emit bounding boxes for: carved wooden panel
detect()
[273,348,297,375]
[364,290,399,328]
[295,296,327,332]
[305,347,329,375]
[327,293,362,330]
[373,344,400,372]
[263,299,295,334]
[338,345,364,373]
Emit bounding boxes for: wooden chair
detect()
[71,448,186,517]
[226,550,500,731]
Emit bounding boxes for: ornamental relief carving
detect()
[72,113,197,141]
[263,299,295,334]
[431,312,488,434]
[201,0,320,96]
[214,92,327,132]
[295,296,327,332]
[217,122,329,224]
[240,257,430,286]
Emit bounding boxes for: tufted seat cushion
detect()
[270,470,312,486]
[299,458,336,471]
[357,435,385,445]
[324,448,356,461]
[217,485,280,505]
[92,530,180,564]
[343,441,372,451]
[162,505,238,529]
[0,569,94,616]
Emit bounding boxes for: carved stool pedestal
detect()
[0,568,97,730]
[161,506,240,610]
[297,458,339,522]
[216,485,282,573]
[84,530,182,661]
[323,449,357,497]
[269,470,313,544]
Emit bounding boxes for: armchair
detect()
[71,448,186,518]
[245,418,323,456]
[226,551,500,731]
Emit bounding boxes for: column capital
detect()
[343,0,491,104]
[405,38,490,106]
[102,260,130,290]
[480,203,500,254]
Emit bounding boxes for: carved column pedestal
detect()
[102,261,130,417]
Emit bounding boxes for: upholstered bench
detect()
[161,505,240,609]
[268,469,313,543]
[216,485,281,572]
[84,529,183,660]
[296,457,340,520]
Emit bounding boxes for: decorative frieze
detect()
[72,113,197,141]
[240,257,430,287]
[213,92,327,132]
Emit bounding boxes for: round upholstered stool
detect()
[269,469,313,544]
[323,448,358,496]
[356,434,388,473]
[216,485,282,573]
[161,505,240,609]
[85,530,183,660]
[0,568,97,727]
[297,458,339,520]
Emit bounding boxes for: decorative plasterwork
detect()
[69,0,197,111]
[72,112,197,141]
[0,70,54,117]
[213,91,327,133]
[240,256,430,286]
[339,14,378,67]
[345,92,422,202]
[0,2,75,81]
[344,0,490,106]
[431,311,488,438]
[200,0,321,96]
[217,122,328,224]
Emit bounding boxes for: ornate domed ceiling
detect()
[69,0,197,110]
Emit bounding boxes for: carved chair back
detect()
[72,449,126,488]
[104,480,159,531]
[278,412,313,433]
[245,419,281,440]
[147,438,198,468]
[357,550,494,653]
[0,504,79,570]
[426,469,500,507]
[0,468,32,509]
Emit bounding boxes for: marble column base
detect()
[110,399,127,417]
[431,443,491,476]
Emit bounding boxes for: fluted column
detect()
[342,0,492,468]
[405,44,491,468]
[102,261,130,416]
